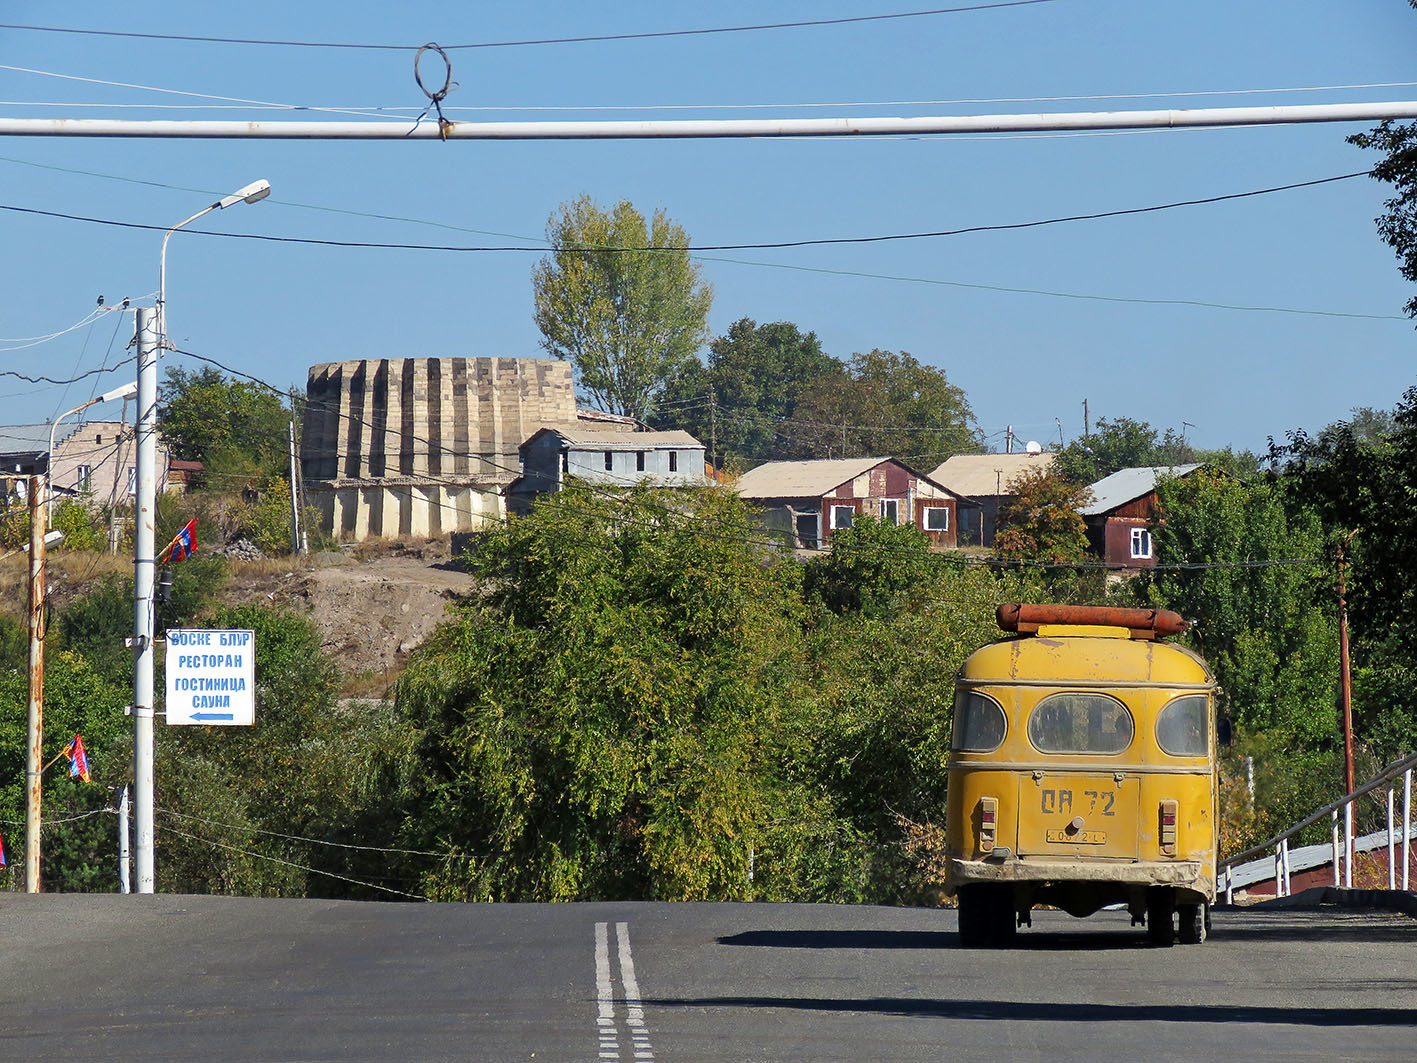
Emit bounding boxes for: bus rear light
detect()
[979,797,997,853]
[1160,799,1178,855]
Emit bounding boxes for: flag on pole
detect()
[62,734,91,783]
[159,518,198,564]
[0,829,7,868]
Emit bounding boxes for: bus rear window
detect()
[953,690,1006,752]
[1156,694,1208,756]
[1027,693,1133,754]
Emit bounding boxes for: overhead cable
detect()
[11,81,1417,114]
[0,171,1373,253]
[0,4,1061,52]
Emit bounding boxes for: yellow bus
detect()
[945,603,1218,948]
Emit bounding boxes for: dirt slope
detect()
[222,542,475,682]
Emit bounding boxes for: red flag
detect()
[62,734,91,783]
[159,518,198,564]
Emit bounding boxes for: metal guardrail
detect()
[1219,751,1417,903]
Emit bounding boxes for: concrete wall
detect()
[301,357,577,540]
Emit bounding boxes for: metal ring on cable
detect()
[413,43,455,140]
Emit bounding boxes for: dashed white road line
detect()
[593,920,656,1063]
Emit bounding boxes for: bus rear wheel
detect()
[958,885,1017,948]
[1178,903,1207,945]
[1146,888,1175,947]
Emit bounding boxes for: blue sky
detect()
[1,1,1414,455]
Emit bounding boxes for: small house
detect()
[929,451,1057,547]
[734,456,970,550]
[509,426,707,512]
[1080,464,1203,568]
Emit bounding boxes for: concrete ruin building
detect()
[300,356,580,540]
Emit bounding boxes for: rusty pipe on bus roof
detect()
[997,603,1189,638]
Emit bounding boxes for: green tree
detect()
[50,498,103,552]
[993,467,1093,565]
[155,604,419,898]
[395,482,809,902]
[533,196,713,420]
[1349,74,1417,321]
[158,366,291,481]
[1055,416,1164,485]
[0,650,131,891]
[1272,391,1417,759]
[653,318,839,469]
[1138,469,1341,845]
[781,349,980,467]
[802,515,936,618]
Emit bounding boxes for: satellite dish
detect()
[1025,440,1042,455]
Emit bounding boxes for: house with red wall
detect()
[735,456,973,551]
[1079,464,1203,568]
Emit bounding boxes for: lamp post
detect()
[47,381,141,495]
[24,381,138,893]
[133,179,270,895]
[157,179,270,350]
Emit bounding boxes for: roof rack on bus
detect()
[996,603,1189,640]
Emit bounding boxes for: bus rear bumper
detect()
[947,856,1208,890]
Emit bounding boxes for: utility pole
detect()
[1005,426,1013,454]
[1083,399,1090,440]
[133,307,159,894]
[1337,533,1357,797]
[287,389,302,557]
[708,386,717,475]
[24,473,46,893]
[1337,531,1357,885]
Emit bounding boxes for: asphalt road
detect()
[2,894,1413,1062]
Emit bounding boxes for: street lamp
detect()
[157,179,270,350]
[47,380,141,495]
[133,179,271,896]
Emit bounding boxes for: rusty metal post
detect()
[24,474,46,892]
[1337,536,1356,798]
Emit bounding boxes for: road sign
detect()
[165,629,255,726]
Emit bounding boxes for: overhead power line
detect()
[9,80,1417,115]
[0,4,1060,52]
[0,172,1374,253]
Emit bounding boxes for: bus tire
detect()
[1146,888,1175,947]
[958,886,1015,948]
[1178,903,1206,945]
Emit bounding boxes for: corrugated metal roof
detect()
[929,452,1057,497]
[734,457,893,498]
[1080,464,1203,516]
[0,424,56,456]
[529,426,703,448]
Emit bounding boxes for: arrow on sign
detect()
[191,712,235,722]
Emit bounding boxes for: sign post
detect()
[164,629,256,727]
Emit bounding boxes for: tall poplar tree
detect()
[533,196,713,420]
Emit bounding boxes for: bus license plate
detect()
[1045,829,1107,844]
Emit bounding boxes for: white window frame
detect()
[1130,526,1153,559]
[75,464,93,491]
[126,466,136,494]
[923,506,949,532]
[830,504,855,530]
[881,498,901,525]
